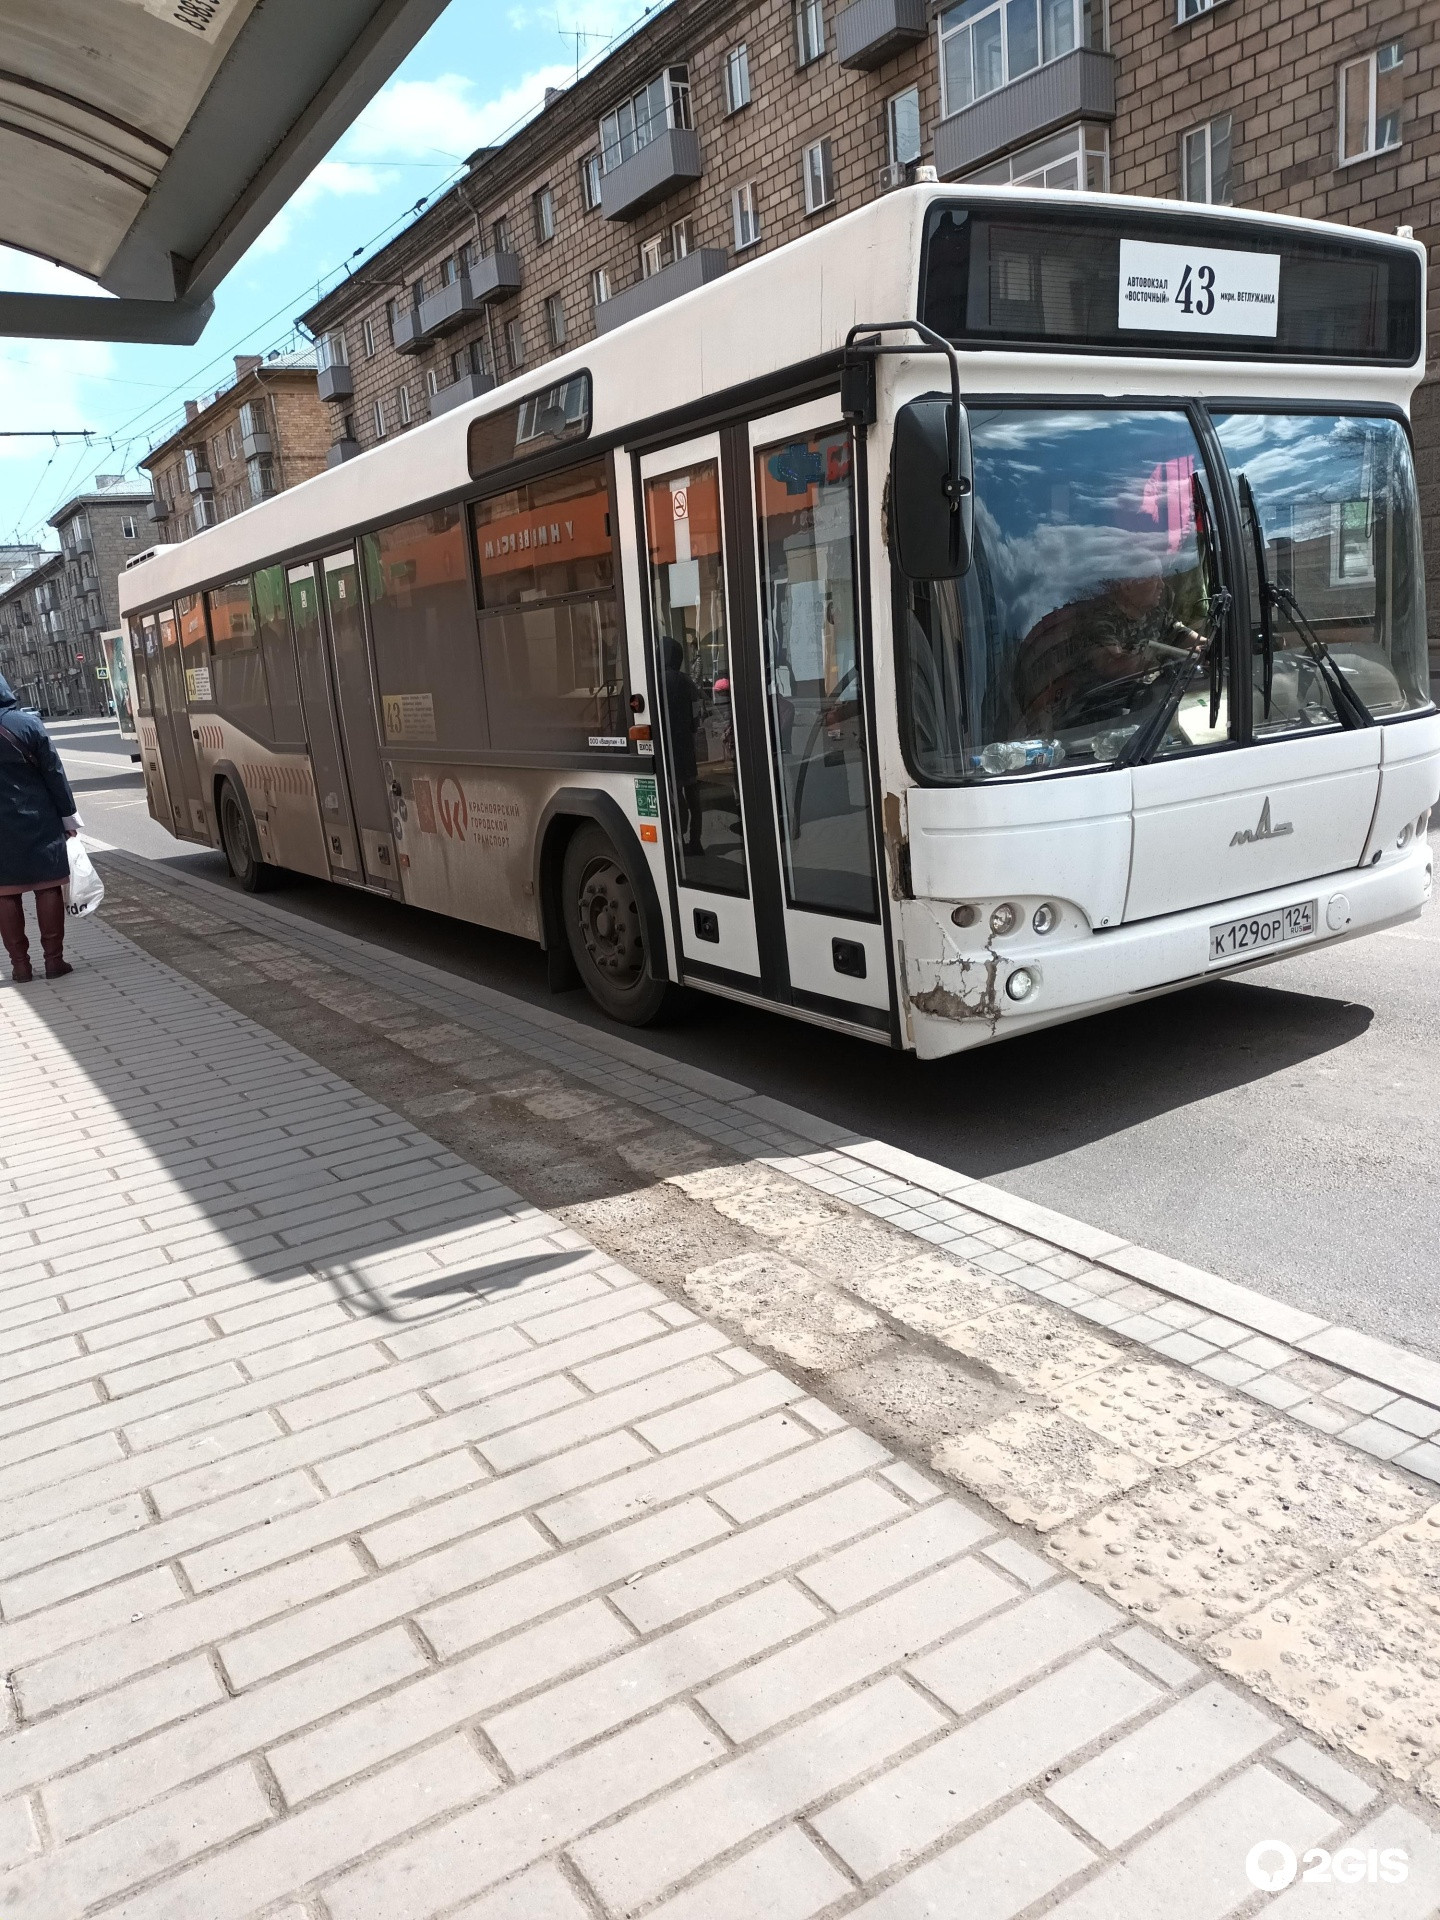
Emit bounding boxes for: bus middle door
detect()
[319,548,398,891]
[155,605,208,839]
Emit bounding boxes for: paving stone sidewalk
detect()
[0,909,1438,1919]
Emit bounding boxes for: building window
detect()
[363,317,377,358]
[426,367,440,396]
[591,267,611,308]
[641,235,665,279]
[459,241,475,275]
[672,218,692,259]
[803,137,836,213]
[939,0,1093,117]
[599,67,691,173]
[733,182,762,251]
[470,335,490,378]
[1181,115,1233,203]
[724,43,752,112]
[1177,0,1223,17]
[373,398,387,439]
[506,318,526,370]
[227,424,239,460]
[888,86,922,166]
[318,327,348,369]
[385,298,399,345]
[581,152,603,210]
[964,120,1109,189]
[493,215,513,254]
[247,457,276,504]
[1340,42,1404,164]
[533,185,557,242]
[440,255,458,286]
[211,434,226,471]
[796,0,824,66]
[397,385,412,426]
[545,294,568,347]
[122,516,137,540]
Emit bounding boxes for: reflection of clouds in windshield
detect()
[1214,413,1400,520]
[972,412,1200,642]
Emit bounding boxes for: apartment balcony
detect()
[934,46,1116,178]
[64,530,93,558]
[835,0,927,70]
[187,465,214,493]
[595,249,729,335]
[600,127,703,221]
[428,370,497,418]
[316,362,353,402]
[148,496,171,523]
[392,305,425,354]
[326,437,361,467]
[417,258,522,341]
[241,430,272,459]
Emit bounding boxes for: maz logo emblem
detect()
[1231,797,1294,847]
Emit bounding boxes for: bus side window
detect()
[206,579,273,743]
[253,565,306,746]
[472,455,627,753]
[361,505,487,750]
[177,593,214,707]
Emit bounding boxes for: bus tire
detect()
[217,779,276,894]
[561,823,673,1025]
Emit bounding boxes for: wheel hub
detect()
[577,858,642,984]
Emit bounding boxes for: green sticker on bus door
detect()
[635,776,659,819]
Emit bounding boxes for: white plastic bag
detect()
[65,838,105,917]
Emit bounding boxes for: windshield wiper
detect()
[1116,589,1230,767]
[1117,473,1228,769]
[1268,581,1374,729]
[1236,474,1274,720]
[1235,470,1372,730]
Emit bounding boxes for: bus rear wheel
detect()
[561,824,672,1025]
[218,780,276,894]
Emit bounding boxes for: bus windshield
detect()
[898,406,1430,782]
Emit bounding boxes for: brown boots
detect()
[0,887,69,982]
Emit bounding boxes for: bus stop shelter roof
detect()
[0,0,448,344]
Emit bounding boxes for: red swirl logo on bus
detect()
[437,777,468,840]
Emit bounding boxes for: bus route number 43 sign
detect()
[1118,238,1280,339]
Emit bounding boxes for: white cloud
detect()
[251,63,578,257]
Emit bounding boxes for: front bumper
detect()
[902,840,1434,1059]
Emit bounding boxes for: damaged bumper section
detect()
[901,840,1434,1060]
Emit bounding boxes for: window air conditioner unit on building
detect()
[876,163,908,192]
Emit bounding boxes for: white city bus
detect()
[118,186,1438,1058]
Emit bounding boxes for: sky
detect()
[0,0,649,550]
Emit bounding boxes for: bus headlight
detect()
[1006,967,1037,1002]
[990,902,1019,935]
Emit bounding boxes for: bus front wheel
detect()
[218,780,276,894]
[561,824,672,1025]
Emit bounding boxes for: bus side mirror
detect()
[890,395,973,581]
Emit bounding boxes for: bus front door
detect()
[642,402,891,1037]
[287,562,362,884]
[153,606,208,838]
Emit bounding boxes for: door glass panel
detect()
[177,594,213,705]
[287,564,358,873]
[254,566,305,745]
[644,460,748,897]
[142,616,167,716]
[899,408,1223,779]
[158,605,187,719]
[1210,411,1430,734]
[754,425,878,917]
[322,548,390,844]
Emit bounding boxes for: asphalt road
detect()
[50,716,1440,1360]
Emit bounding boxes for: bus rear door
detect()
[151,606,208,837]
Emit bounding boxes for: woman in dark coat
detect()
[0,675,80,982]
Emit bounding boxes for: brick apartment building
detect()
[299,0,1439,674]
[141,351,330,546]
[0,479,151,717]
